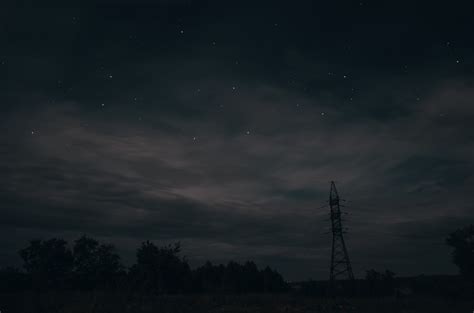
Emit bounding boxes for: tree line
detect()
[0,224,472,296]
[0,236,289,293]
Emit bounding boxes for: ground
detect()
[1,293,473,313]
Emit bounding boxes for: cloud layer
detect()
[1,1,474,280]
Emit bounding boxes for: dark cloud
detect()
[1,0,474,281]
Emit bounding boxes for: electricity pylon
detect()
[328,181,354,295]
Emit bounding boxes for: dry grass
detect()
[0,292,472,313]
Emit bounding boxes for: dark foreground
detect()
[1,293,473,313]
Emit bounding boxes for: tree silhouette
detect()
[73,235,124,289]
[129,241,191,293]
[13,236,289,294]
[193,260,288,293]
[365,269,380,296]
[222,261,242,292]
[193,261,222,292]
[19,238,74,289]
[262,266,288,292]
[365,269,396,296]
[242,261,260,292]
[446,224,474,284]
[382,269,396,295]
[0,266,26,292]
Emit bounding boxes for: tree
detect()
[242,261,260,292]
[446,225,474,283]
[262,266,288,292]
[382,269,396,295]
[365,269,396,296]
[73,235,124,289]
[221,261,242,292]
[129,241,191,293]
[365,269,381,296]
[193,261,222,292]
[0,267,26,292]
[19,238,74,289]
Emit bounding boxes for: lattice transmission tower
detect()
[328,181,354,293]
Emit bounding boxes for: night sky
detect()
[1,0,474,281]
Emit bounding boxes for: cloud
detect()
[1,53,474,280]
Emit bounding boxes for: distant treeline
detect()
[293,272,471,298]
[1,224,473,297]
[295,224,474,298]
[0,236,289,293]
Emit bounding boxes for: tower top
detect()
[329,181,340,207]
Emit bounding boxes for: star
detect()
[232,86,237,91]
[321,112,325,116]
[101,103,105,107]
[246,130,250,135]
[180,30,184,34]
[31,130,35,135]
[456,59,460,64]
[108,74,113,79]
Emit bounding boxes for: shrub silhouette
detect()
[446,224,474,284]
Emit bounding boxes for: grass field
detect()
[1,292,473,313]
